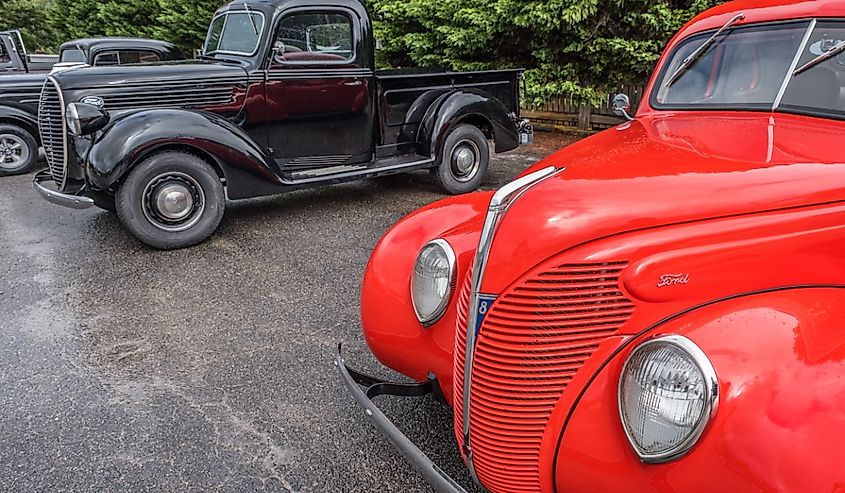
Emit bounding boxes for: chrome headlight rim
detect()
[65,102,82,136]
[618,334,719,464]
[410,238,457,326]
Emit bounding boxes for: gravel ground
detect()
[0,134,568,492]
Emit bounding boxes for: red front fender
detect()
[555,287,845,493]
[360,191,491,402]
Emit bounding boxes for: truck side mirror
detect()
[612,93,634,121]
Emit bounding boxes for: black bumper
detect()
[335,346,470,493]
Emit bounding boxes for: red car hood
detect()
[481,111,845,292]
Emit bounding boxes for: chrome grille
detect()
[38,78,67,189]
[99,84,235,111]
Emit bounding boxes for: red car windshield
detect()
[653,20,845,121]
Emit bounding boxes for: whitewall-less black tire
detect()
[433,124,490,195]
[0,124,39,177]
[116,151,224,250]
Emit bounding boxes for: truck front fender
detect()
[417,88,519,159]
[0,105,39,142]
[86,108,279,199]
[554,287,845,493]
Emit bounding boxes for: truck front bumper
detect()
[32,170,94,210]
[335,346,469,493]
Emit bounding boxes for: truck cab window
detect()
[93,50,161,66]
[0,42,9,64]
[272,12,354,65]
[94,52,119,66]
[59,48,85,63]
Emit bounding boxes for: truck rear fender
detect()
[86,108,279,198]
[0,105,39,143]
[417,88,519,159]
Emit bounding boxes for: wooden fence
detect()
[521,84,646,132]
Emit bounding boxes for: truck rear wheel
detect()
[433,124,490,195]
[116,151,225,250]
[0,124,39,177]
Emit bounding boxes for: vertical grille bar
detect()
[454,261,634,493]
[38,78,67,190]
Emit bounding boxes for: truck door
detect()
[265,9,375,170]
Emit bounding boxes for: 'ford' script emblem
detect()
[81,96,105,108]
[657,274,690,288]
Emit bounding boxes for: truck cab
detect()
[33,0,532,250]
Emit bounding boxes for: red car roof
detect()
[678,0,845,40]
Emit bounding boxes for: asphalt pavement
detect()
[0,138,557,493]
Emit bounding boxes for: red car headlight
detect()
[410,239,456,326]
[619,335,719,463]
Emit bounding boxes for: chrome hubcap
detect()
[155,185,194,220]
[142,172,205,232]
[451,140,480,183]
[0,134,30,170]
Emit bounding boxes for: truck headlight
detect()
[65,102,109,136]
[411,239,456,326]
[619,335,718,463]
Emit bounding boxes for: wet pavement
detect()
[0,136,562,492]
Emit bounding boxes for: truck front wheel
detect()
[0,124,39,177]
[116,151,225,250]
[433,124,490,195]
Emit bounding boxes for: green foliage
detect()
[0,0,59,53]
[366,0,723,106]
[154,0,224,53]
[3,0,721,105]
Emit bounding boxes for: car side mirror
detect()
[612,93,634,121]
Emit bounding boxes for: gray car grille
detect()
[38,78,67,189]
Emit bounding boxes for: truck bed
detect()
[376,69,522,148]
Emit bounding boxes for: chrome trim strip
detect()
[460,165,564,480]
[32,170,94,210]
[618,334,719,464]
[41,76,68,191]
[411,239,458,326]
[773,19,816,111]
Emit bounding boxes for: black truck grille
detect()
[38,79,67,189]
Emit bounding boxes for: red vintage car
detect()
[338,1,845,492]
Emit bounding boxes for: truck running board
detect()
[287,154,434,185]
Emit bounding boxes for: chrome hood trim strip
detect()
[460,165,564,482]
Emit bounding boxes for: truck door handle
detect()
[344,80,363,86]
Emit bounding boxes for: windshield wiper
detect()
[243,3,259,35]
[794,39,845,76]
[665,13,745,88]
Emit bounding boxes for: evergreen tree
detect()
[155,0,225,53]
[0,0,58,53]
[365,0,722,105]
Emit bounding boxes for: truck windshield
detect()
[652,20,845,121]
[204,11,265,56]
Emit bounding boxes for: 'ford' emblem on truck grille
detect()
[80,96,104,108]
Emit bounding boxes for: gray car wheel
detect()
[0,124,39,177]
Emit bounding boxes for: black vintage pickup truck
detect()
[33,0,532,249]
[0,37,184,176]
